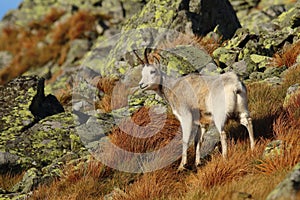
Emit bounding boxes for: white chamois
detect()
[135,49,255,171]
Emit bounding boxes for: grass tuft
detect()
[109,106,180,153]
[159,33,222,55]
[0,9,100,84]
[271,40,300,68]
[93,76,131,112]
[114,169,186,200]
[0,172,24,191]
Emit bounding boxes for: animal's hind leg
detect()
[195,125,206,167]
[240,113,255,150]
[178,112,193,171]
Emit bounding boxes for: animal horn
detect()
[133,50,144,65]
[144,48,150,64]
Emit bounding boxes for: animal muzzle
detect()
[139,83,147,90]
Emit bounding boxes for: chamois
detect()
[135,49,255,171]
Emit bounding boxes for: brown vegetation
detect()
[271,40,300,68]
[0,172,24,191]
[114,169,186,200]
[159,33,222,55]
[109,106,180,153]
[94,76,130,112]
[0,9,99,84]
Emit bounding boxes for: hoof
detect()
[195,161,202,168]
[177,164,188,172]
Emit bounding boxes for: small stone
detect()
[284,83,300,107]
[232,60,248,78]
[263,140,284,159]
[200,62,220,75]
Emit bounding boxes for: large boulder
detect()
[212,1,300,80]
[0,76,86,172]
[0,75,89,198]
[266,162,300,200]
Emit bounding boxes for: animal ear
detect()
[153,54,161,69]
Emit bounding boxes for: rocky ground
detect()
[0,0,299,199]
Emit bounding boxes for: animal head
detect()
[134,49,162,91]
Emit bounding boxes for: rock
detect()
[0,75,88,196]
[0,51,12,71]
[240,5,288,33]
[200,62,220,75]
[104,187,127,200]
[19,112,86,168]
[250,54,271,69]
[212,1,300,78]
[62,39,90,68]
[12,168,41,194]
[263,77,282,85]
[84,0,241,77]
[263,66,286,79]
[229,0,260,13]
[0,76,38,135]
[76,115,113,149]
[192,0,241,39]
[124,0,241,38]
[161,45,213,75]
[230,60,249,78]
[266,162,300,200]
[0,152,20,174]
[200,126,220,159]
[284,83,300,107]
[263,140,284,159]
[249,71,264,81]
[273,1,300,29]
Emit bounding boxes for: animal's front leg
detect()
[220,130,228,159]
[178,112,193,171]
[240,114,255,150]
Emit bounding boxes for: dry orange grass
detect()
[0,172,24,191]
[114,169,186,200]
[187,141,264,191]
[94,76,130,112]
[159,33,222,55]
[51,10,96,44]
[182,171,288,200]
[55,85,73,107]
[246,82,285,138]
[109,106,180,153]
[29,8,65,29]
[68,11,96,40]
[271,40,300,68]
[0,9,99,84]
[32,158,140,200]
[256,92,300,175]
[282,63,300,89]
[94,106,182,172]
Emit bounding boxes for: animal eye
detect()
[150,70,156,74]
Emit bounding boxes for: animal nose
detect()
[139,83,144,89]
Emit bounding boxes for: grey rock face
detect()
[267,163,300,200]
